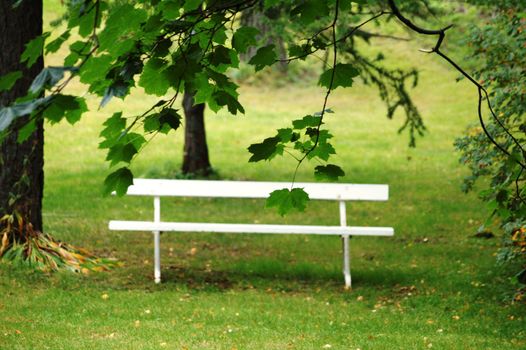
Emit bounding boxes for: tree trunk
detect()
[240,4,288,73]
[182,91,211,176]
[0,1,44,233]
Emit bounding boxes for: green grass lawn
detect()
[1,2,525,349]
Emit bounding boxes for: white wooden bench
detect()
[109,179,394,287]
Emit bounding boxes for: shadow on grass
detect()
[152,259,426,293]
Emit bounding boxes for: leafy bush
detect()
[455,2,526,297]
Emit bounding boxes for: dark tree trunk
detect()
[0,1,44,233]
[182,91,211,176]
[240,4,287,72]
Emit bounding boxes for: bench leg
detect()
[342,235,351,289]
[153,231,161,283]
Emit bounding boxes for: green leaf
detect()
[61,96,87,124]
[139,58,171,96]
[103,167,134,196]
[64,40,90,66]
[101,83,129,108]
[144,113,162,133]
[248,45,277,72]
[288,44,311,60]
[143,108,181,134]
[125,132,147,150]
[152,38,172,58]
[248,136,281,162]
[339,0,354,12]
[264,0,280,9]
[276,128,293,142]
[106,143,138,166]
[266,188,310,216]
[105,132,146,166]
[0,71,22,92]
[232,26,259,54]
[209,46,233,67]
[79,54,113,86]
[193,73,215,104]
[318,63,360,90]
[159,108,181,130]
[97,4,147,55]
[78,6,98,37]
[17,119,37,143]
[0,97,51,132]
[160,1,183,19]
[314,164,345,180]
[43,95,86,124]
[21,32,49,68]
[0,107,17,132]
[291,0,329,25]
[30,67,71,94]
[212,91,244,115]
[212,26,228,46]
[99,112,126,149]
[184,0,202,12]
[292,115,321,129]
[45,30,71,54]
[308,142,335,161]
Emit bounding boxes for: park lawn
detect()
[1,1,525,349]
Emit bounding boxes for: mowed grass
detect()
[1,2,525,349]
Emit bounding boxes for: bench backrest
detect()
[125,179,389,201]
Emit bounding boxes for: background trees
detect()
[455,1,526,284]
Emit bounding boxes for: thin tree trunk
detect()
[182,91,211,176]
[0,1,44,233]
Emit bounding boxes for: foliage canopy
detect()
[0,0,431,214]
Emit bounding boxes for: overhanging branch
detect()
[387,0,526,172]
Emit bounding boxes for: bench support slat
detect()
[109,221,394,236]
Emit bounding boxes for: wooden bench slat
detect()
[123,179,389,201]
[109,220,394,236]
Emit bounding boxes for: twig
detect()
[291,0,341,187]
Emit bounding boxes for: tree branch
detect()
[387,0,526,170]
